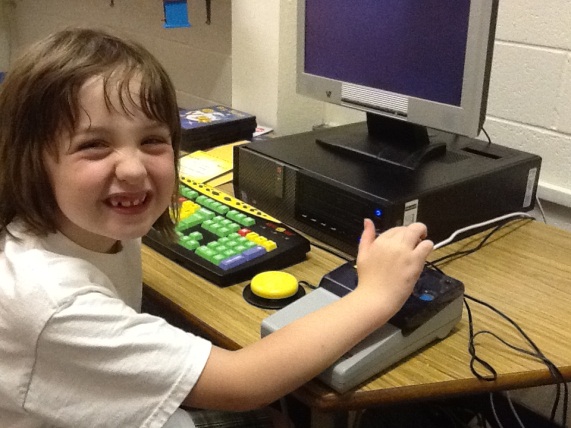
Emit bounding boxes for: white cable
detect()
[490,392,505,428]
[506,390,527,428]
[433,212,534,250]
[535,196,548,224]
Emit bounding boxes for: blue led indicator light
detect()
[419,292,435,302]
[374,209,382,217]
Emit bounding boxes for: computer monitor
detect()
[297,0,499,171]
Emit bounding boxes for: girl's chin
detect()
[108,229,149,242]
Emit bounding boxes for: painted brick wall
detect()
[2,0,232,109]
[485,0,571,209]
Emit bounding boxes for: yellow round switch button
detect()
[250,271,298,300]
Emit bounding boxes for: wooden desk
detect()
[142,219,571,416]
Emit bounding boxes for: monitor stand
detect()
[316,112,447,172]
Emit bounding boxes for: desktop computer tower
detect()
[234,122,541,256]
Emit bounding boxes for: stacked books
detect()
[179,105,257,152]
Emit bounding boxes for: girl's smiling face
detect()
[43,75,176,253]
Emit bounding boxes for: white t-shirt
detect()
[0,222,212,428]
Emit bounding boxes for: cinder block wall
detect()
[485,0,571,211]
[2,0,232,109]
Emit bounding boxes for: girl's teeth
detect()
[110,197,145,207]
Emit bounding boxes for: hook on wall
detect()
[205,0,211,25]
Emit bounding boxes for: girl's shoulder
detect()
[1,223,118,306]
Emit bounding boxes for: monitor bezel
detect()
[296,0,499,138]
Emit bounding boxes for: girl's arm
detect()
[184,219,433,411]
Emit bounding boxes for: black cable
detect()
[475,329,567,422]
[297,280,318,290]
[463,297,498,381]
[426,216,567,427]
[430,217,527,267]
[464,294,568,427]
[481,127,493,145]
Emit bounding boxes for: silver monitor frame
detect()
[296,0,498,138]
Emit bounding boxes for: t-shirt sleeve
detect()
[24,292,212,428]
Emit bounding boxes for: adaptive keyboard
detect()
[143,176,311,286]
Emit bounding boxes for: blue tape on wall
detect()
[163,0,191,28]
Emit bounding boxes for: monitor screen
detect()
[297,0,499,171]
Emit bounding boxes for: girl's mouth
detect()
[106,193,148,208]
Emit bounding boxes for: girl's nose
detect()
[115,149,147,183]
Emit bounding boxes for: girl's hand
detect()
[355,219,434,313]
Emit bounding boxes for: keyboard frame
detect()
[143,179,311,287]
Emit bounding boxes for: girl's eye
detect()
[72,140,111,159]
[142,136,169,146]
[77,140,107,151]
[142,136,172,153]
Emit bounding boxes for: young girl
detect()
[0,28,433,428]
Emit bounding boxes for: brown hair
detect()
[0,28,180,239]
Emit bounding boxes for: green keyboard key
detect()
[201,218,214,229]
[226,210,241,222]
[197,207,215,220]
[221,248,238,258]
[196,195,209,205]
[218,237,231,245]
[180,213,206,229]
[211,253,226,266]
[228,223,241,233]
[188,231,203,241]
[196,246,217,263]
[210,201,229,215]
[225,240,239,248]
[216,226,231,237]
[180,239,200,251]
[234,244,248,253]
[180,186,198,200]
[207,241,223,251]
[241,217,256,227]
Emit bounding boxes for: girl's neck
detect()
[57,220,120,253]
